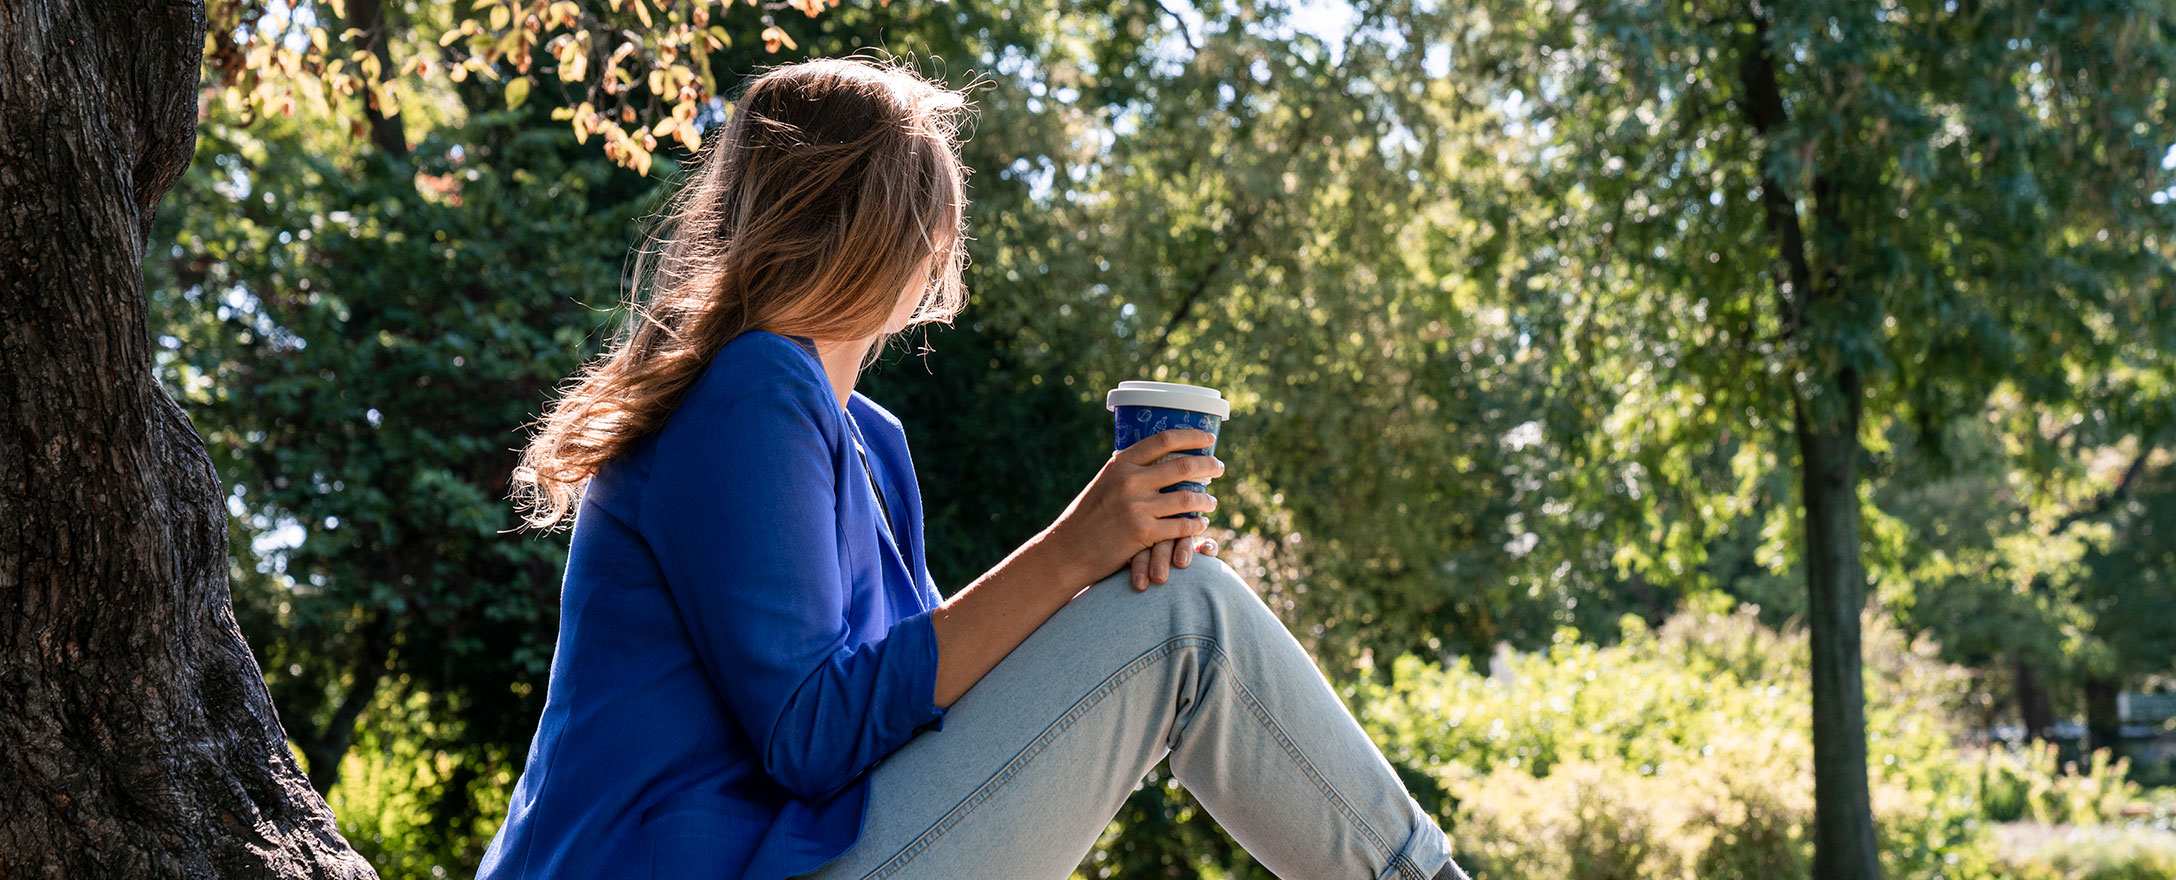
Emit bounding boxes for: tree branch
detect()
[1144,206,1259,363]
[1143,36,1344,365]
[302,611,394,794]
[2051,432,2164,534]
[1147,0,1198,54]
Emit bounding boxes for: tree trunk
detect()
[2084,677,2123,757]
[345,0,410,158]
[1795,373,1884,880]
[300,614,394,795]
[0,1,376,876]
[2014,655,2055,743]
[1738,12,1884,877]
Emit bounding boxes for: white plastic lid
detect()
[1105,380,1231,418]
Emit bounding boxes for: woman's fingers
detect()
[1119,429,1217,466]
[1136,452,1223,490]
[1153,512,1210,544]
[1144,487,1217,519]
[1133,534,1213,593]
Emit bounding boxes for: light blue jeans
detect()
[798,555,1470,880]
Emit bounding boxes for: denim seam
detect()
[1216,652,1420,879]
[861,634,1214,879]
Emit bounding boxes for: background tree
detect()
[1422,1,2176,876]
[146,107,662,866]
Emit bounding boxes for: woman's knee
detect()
[1086,553,1264,641]
[1160,553,1255,605]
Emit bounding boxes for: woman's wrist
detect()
[1015,527,1097,597]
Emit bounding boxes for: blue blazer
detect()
[478,330,949,879]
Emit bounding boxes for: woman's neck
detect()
[811,336,877,411]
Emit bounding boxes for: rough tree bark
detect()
[0,0,377,876]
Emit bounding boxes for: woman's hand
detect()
[1037,428,1223,589]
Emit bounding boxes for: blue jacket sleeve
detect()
[639,371,947,803]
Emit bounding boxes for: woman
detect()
[479,56,1470,880]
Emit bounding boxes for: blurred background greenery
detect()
[158,0,2176,877]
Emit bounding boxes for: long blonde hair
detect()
[515,56,975,530]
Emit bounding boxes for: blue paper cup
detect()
[1107,381,1231,519]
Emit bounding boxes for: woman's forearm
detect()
[927,530,1098,708]
[929,431,1220,708]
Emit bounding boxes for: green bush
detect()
[1972,741,2141,826]
[1989,824,2176,880]
[1351,606,2119,880]
[319,688,512,880]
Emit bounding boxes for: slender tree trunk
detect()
[1738,13,1883,878]
[301,614,394,794]
[2084,677,2123,757]
[2014,655,2055,743]
[0,0,375,875]
[263,0,412,803]
[346,0,410,158]
[1794,374,1884,880]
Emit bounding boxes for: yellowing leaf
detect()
[310,27,329,54]
[370,83,401,118]
[505,76,532,109]
[489,5,511,30]
[631,0,653,29]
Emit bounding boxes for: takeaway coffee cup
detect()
[1106,380,1231,519]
